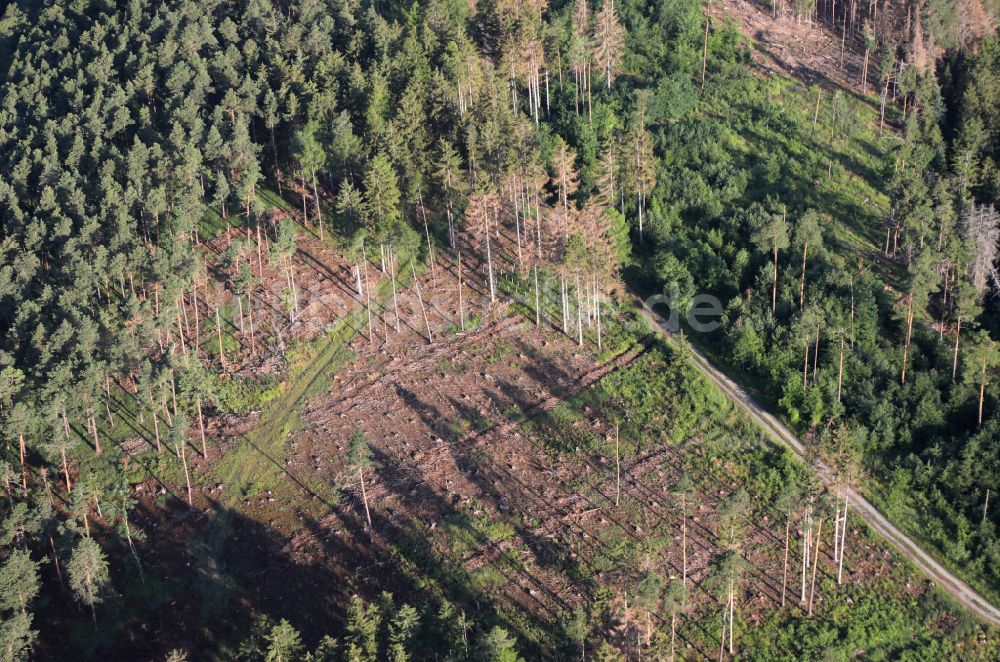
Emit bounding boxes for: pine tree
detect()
[709,550,745,658]
[633,572,662,648]
[343,596,380,662]
[169,413,193,507]
[794,305,824,393]
[965,330,1000,428]
[336,181,365,235]
[435,600,469,661]
[822,425,862,584]
[0,611,36,661]
[775,480,801,607]
[569,0,592,117]
[662,579,689,662]
[263,88,282,183]
[794,210,824,309]
[899,249,939,384]
[265,619,304,662]
[435,140,467,248]
[550,136,580,240]
[748,202,790,313]
[477,626,524,662]
[629,118,655,245]
[672,475,695,587]
[594,134,620,211]
[464,187,500,302]
[0,550,40,614]
[311,636,338,662]
[387,603,419,662]
[363,154,403,245]
[348,430,374,539]
[239,615,276,661]
[67,537,110,622]
[563,606,588,661]
[110,487,144,581]
[293,122,327,239]
[952,281,982,382]
[714,490,750,656]
[592,0,625,90]
[231,116,262,220]
[270,219,300,318]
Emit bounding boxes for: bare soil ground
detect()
[191,216,363,378]
[708,0,868,95]
[169,215,912,657]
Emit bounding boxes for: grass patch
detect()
[214,313,358,499]
[445,312,484,335]
[484,339,514,365]
[214,249,420,500]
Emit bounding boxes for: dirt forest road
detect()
[637,303,1000,627]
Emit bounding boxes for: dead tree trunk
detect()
[411,259,433,344]
[197,396,208,457]
[177,434,192,507]
[614,423,621,508]
[838,494,848,584]
[700,19,710,95]
[838,336,845,402]
[216,305,225,364]
[458,252,466,331]
[901,296,913,384]
[781,515,790,607]
[364,251,375,343]
[359,468,373,542]
[800,242,809,309]
[682,494,688,587]
[389,248,400,334]
[808,518,823,615]
[979,357,988,428]
[18,431,28,496]
[953,316,962,381]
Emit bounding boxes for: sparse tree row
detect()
[575,409,868,659]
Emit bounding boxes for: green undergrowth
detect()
[198,186,298,241]
[214,251,420,501]
[698,66,895,262]
[515,304,998,658]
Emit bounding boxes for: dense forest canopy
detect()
[2,0,1000,658]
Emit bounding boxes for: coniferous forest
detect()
[3,0,1000,659]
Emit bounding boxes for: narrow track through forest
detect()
[639,302,1000,627]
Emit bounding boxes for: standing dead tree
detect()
[963,204,1000,297]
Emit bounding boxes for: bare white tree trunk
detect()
[389,249,401,334]
[838,495,849,584]
[534,264,540,327]
[177,435,192,506]
[364,251,374,343]
[485,211,496,303]
[595,275,602,349]
[576,275,584,345]
[359,468,373,542]
[458,252,465,331]
[614,423,621,507]
[781,516,790,607]
[411,258,433,344]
